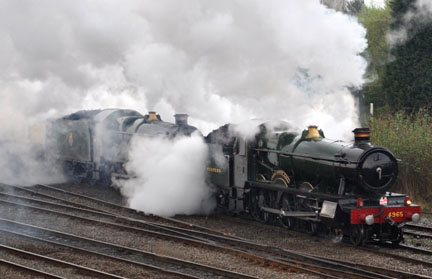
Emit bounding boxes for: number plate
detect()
[388,211,404,218]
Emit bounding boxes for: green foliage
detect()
[369,110,432,204]
[389,0,414,29]
[346,0,365,15]
[357,1,391,73]
[381,24,432,111]
[359,0,432,112]
[357,2,391,107]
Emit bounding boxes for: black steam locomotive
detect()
[206,122,421,245]
[47,109,198,184]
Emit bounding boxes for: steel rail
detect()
[0,198,358,279]
[0,244,127,279]
[0,259,66,279]
[2,182,233,238]
[33,183,235,237]
[0,229,200,279]
[398,244,432,256]
[5,183,430,279]
[0,183,104,212]
[0,198,392,279]
[405,224,432,233]
[301,253,432,279]
[0,193,224,243]
[357,246,432,268]
[0,218,258,279]
[404,230,432,240]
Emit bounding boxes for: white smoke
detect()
[0,1,368,213]
[116,133,215,216]
[0,0,366,138]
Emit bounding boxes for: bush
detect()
[369,109,432,206]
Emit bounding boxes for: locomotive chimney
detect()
[174,114,189,126]
[353,128,370,144]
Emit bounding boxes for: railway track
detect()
[358,245,432,269]
[404,223,432,240]
[1,183,432,278]
[5,183,232,237]
[0,218,257,279]
[0,228,197,279]
[0,259,66,279]
[0,243,127,279]
[399,244,432,256]
[0,191,377,279]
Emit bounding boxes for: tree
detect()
[346,0,365,15]
[380,0,432,111]
[357,1,391,107]
[320,0,365,15]
[359,0,432,111]
[358,2,391,74]
[381,25,432,110]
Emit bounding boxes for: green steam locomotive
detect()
[206,122,421,245]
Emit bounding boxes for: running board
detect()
[261,207,317,217]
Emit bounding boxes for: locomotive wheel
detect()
[332,229,344,243]
[249,189,271,223]
[257,190,272,223]
[249,189,261,222]
[272,171,294,228]
[279,194,297,229]
[350,224,367,246]
[309,222,318,236]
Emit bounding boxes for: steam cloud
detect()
[0,1,368,214]
[115,133,215,216]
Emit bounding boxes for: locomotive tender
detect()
[206,122,421,245]
[47,109,197,183]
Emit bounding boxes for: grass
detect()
[369,109,432,207]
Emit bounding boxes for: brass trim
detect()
[256,174,266,181]
[271,170,290,187]
[355,132,370,138]
[305,125,321,139]
[148,112,158,121]
[299,182,314,192]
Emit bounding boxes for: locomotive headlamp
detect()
[365,214,375,225]
[404,196,412,206]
